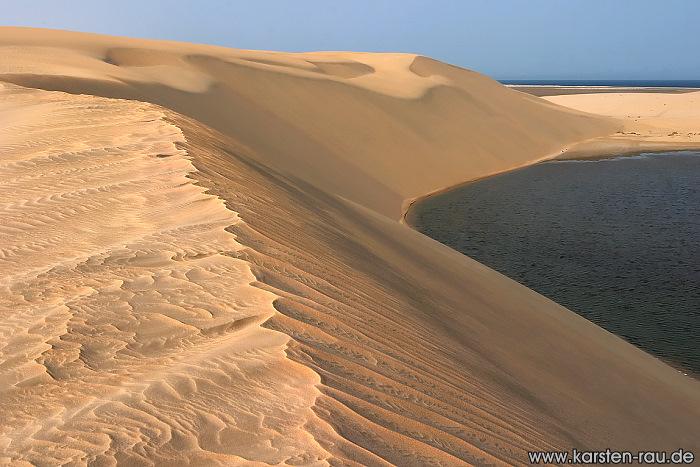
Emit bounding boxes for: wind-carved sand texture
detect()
[0,85,331,465]
[1,28,700,465]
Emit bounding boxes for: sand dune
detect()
[1,28,699,465]
[0,27,618,219]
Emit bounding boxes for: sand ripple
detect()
[0,84,331,465]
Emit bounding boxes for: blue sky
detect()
[3,0,698,80]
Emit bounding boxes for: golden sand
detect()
[1,28,699,465]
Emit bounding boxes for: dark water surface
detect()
[408,151,700,376]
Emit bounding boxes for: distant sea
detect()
[500,79,700,88]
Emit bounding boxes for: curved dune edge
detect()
[0,27,622,220]
[170,110,700,465]
[1,28,700,465]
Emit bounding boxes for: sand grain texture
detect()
[1,28,699,466]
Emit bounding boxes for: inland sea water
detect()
[408,151,700,376]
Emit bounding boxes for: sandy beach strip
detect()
[508,84,699,96]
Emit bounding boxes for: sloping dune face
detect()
[174,115,700,464]
[0,27,617,218]
[1,28,699,465]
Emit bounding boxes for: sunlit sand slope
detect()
[0,85,334,465]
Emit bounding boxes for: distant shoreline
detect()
[506,84,699,96]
